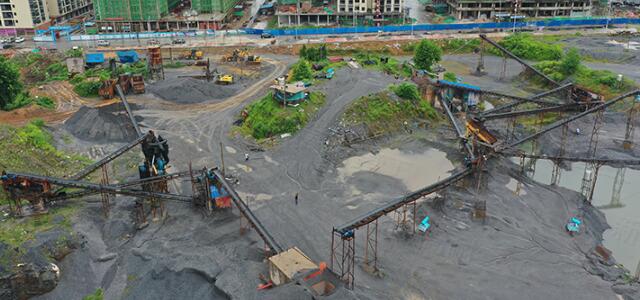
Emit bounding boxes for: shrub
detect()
[291,60,313,82]
[443,72,457,82]
[73,80,102,97]
[0,56,24,110]
[35,96,55,109]
[3,93,33,110]
[560,48,581,76]
[414,39,442,71]
[299,45,327,62]
[498,33,563,61]
[16,119,55,152]
[392,83,421,101]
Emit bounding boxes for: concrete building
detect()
[0,0,50,34]
[276,0,404,27]
[94,0,236,32]
[0,0,92,35]
[47,0,93,23]
[446,0,592,20]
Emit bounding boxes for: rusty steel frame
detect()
[363,219,379,272]
[330,230,355,290]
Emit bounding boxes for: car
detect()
[147,39,160,45]
[96,40,110,46]
[14,36,25,43]
[1,43,13,49]
[260,32,273,39]
[172,38,186,44]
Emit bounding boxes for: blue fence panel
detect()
[256,17,639,36]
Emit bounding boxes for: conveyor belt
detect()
[498,152,640,165]
[116,84,142,137]
[69,133,150,181]
[335,167,473,234]
[500,90,640,151]
[212,169,284,254]
[5,172,192,203]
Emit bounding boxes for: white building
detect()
[0,0,92,35]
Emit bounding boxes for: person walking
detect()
[294,192,299,205]
[244,153,249,161]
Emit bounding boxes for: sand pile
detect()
[64,103,139,143]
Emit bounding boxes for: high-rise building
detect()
[47,0,93,23]
[94,0,230,32]
[0,0,50,34]
[445,0,592,20]
[0,0,92,35]
[276,0,404,27]
[192,0,239,13]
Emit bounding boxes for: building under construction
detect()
[445,0,593,20]
[276,0,405,27]
[94,0,238,32]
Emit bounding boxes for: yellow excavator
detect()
[180,49,203,60]
[216,74,234,85]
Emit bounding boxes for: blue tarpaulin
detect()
[85,53,105,64]
[260,2,274,9]
[117,50,139,63]
[438,80,482,92]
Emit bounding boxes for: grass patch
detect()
[343,84,439,135]
[35,96,55,109]
[83,288,104,300]
[535,61,637,98]
[238,92,326,140]
[353,53,412,78]
[163,61,186,69]
[0,121,91,269]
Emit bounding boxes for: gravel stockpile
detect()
[147,77,238,104]
[64,104,139,143]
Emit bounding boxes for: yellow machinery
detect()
[216,74,234,85]
[222,49,248,62]
[246,55,261,65]
[180,49,203,60]
[465,119,497,145]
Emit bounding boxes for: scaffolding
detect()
[95,0,170,21]
[192,0,240,13]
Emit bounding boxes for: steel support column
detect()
[363,219,379,272]
[330,230,355,289]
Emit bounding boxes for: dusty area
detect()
[10,53,640,299]
[147,63,276,104]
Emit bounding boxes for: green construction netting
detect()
[95,0,169,21]
[193,0,241,13]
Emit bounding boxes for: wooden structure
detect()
[268,247,318,286]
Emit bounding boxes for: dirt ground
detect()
[28,54,640,299]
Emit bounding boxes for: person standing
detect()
[294,192,299,205]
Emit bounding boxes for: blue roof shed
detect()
[85,53,105,64]
[117,51,139,63]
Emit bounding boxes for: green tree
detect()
[292,60,313,81]
[560,48,581,76]
[299,45,307,59]
[413,39,442,71]
[0,56,24,110]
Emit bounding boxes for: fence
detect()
[247,17,640,36]
[32,17,640,42]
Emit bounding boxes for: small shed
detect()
[85,53,105,65]
[438,79,482,111]
[268,247,318,286]
[65,57,85,74]
[271,84,308,104]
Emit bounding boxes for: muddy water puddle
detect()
[523,159,640,274]
[338,148,455,191]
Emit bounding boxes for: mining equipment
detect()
[216,74,235,85]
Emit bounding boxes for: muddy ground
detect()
[30,54,640,299]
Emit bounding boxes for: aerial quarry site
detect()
[2,27,640,300]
